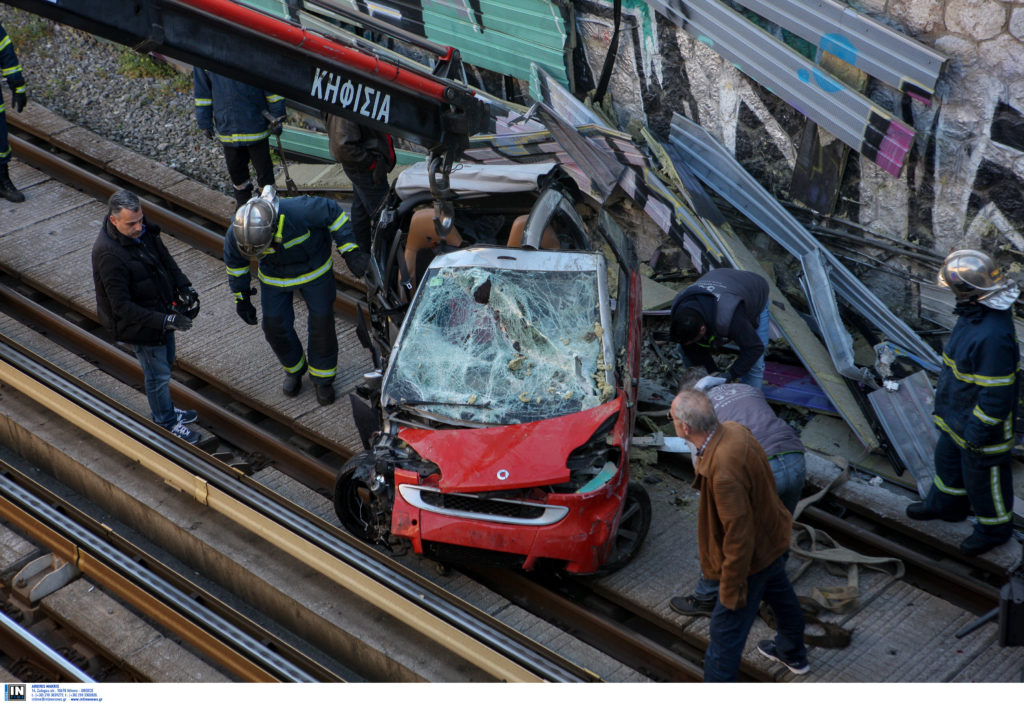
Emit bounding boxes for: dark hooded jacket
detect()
[92,218,190,345]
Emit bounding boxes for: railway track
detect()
[1,104,1020,683]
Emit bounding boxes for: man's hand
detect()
[177,285,200,318]
[345,250,371,278]
[235,289,258,325]
[12,88,26,113]
[202,128,215,140]
[694,374,727,392]
[164,314,193,331]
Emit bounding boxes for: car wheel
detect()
[598,482,652,574]
[333,450,392,544]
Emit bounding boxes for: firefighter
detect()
[0,19,28,203]
[225,186,370,406]
[906,249,1019,556]
[193,68,285,207]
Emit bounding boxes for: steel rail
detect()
[0,472,305,682]
[6,131,366,309]
[0,283,348,482]
[0,609,94,683]
[0,340,592,682]
[0,462,344,681]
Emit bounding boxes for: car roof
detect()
[394,162,561,201]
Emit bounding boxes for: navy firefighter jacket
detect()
[933,302,1020,461]
[0,20,26,104]
[224,196,356,294]
[193,68,285,146]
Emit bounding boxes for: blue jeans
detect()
[134,334,176,429]
[704,553,806,682]
[770,452,806,515]
[737,303,771,390]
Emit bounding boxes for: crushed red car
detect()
[336,162,651,574]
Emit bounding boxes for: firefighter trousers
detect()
[923,431,1014,538]
[259,270,337,385]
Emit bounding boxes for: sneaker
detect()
[669,594,715,617]
[169,421,200,445]
[174,407,198,424]
[315,383,336,406]
[756,640,809,675]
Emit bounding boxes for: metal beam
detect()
[668,114,941,372]
[648,0,915,177]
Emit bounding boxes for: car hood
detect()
[397,398,622,492]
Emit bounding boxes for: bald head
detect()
[670,389,719,437]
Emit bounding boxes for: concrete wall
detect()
[574,0,1024,271]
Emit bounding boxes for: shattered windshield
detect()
[384,261,612,426]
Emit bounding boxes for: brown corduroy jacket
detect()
[692,421,792,610]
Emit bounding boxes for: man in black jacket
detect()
[670,268,771,391]
[92,189,201,443]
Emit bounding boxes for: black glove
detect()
[345,249,371,278]
[11,88,26,113]
[270,122,283,137]
[236,289,258,325]
[202,128,215,140]
[176,285,200,319]
[370,157,388,185]
[164,313,193,331]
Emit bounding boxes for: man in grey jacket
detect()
[670,368,805,616]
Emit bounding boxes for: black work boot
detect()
[234,183,253,208]
[0,164,25,203]
[906,502,967,522]
[282,370,304,397]
[315,383,335,406]
[959,531,1011,557]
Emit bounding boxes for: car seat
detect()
[506,214,560,250]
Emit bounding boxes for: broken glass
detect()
[384,264,612,426]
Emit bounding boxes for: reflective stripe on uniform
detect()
[328,211,350,232]
[933,473,968,496]
[258,256,332,287]
[308,363,337,379]
[976,465,1012,525]
[217,131,271,143]
[266,94,284,103]
[226,264,249,278]
[337,242,357,254]
[194,98,212,106]
[1,64,22,76]
[282,231,310,249]
[0,36,10,51]
[941,354,1016,387]
[933,415,1014,455]
[283,355,306,374]
[972,405,1002,425]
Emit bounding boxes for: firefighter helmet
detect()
[232,186,279,259]
[937,249,1010,301]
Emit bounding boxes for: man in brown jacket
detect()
[670,390,808,681]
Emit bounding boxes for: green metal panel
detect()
[281,126,423,165]
[238,0,290,19]
[420,1,570,85]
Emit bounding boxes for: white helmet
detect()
[937,249,1010,301]
[232,185,279,259]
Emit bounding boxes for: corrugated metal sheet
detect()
[737,0,946,104]
[649,0,915,177]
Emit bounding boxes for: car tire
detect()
[596,481,652,574]
[333,450,391,543]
